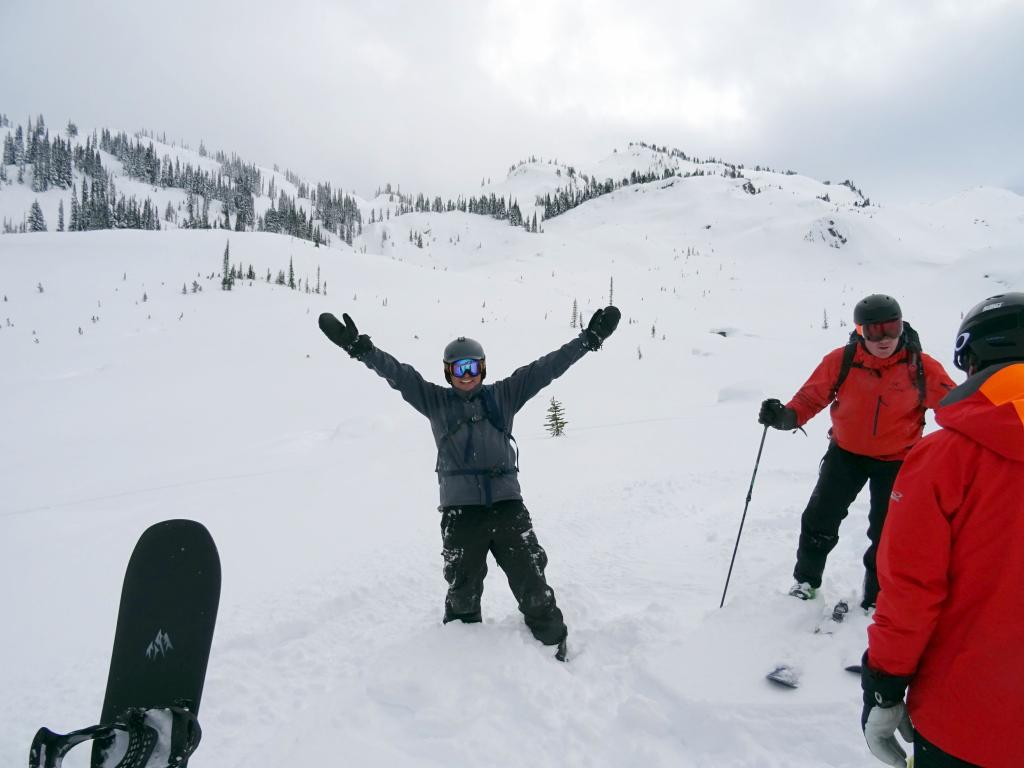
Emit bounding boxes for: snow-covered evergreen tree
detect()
[28,200,47,232]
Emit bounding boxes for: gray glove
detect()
[863,702,914,766]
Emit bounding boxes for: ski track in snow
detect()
[1,147,1021,767]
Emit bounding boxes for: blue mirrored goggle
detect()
[450,358,481,378]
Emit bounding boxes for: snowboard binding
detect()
[29,705,201,768]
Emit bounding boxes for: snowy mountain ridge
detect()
[2,113,882,247]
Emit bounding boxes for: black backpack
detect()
[829,321,927,405]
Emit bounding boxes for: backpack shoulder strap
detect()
[829,332,860,402]
[481,387,519,468]
[479,386,508,436]
[901,322,928,406]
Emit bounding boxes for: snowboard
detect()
[92,518,221,766]
[29,519,220,768]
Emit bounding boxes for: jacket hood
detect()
[937,362,1024,462]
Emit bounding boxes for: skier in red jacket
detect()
[759,295,955,608]
[861,292,1024,768]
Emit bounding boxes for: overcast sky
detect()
[2,0,1022,203]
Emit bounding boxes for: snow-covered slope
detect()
[1,135,1022,767]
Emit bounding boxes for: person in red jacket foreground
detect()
[759,295,954,608]
[861,292,1024,768]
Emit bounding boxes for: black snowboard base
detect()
[91,519,220,767]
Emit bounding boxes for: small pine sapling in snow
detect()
[221,241,234,290]
[545,397,568,437]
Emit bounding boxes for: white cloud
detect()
[0,0,1021,201]
[478,2,750,132]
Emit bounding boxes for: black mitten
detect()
[582,305,621,350]
[758,398,798,430]
[319,312,373,359]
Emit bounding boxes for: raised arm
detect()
[496,306,620,413]
[318,312,445,417]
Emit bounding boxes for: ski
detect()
[813,599,850,635]
[766,599,855,688]
[766,664,800,689]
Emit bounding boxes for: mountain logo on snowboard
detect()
[145,629,174,660]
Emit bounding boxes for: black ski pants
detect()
[793,441,902,607]
[915,731,982,768]
[440,500,566,646]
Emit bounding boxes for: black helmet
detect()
[442,336,485,363]
[443,336,486,384]
[854,294,902,326]
[954,292,1024,372]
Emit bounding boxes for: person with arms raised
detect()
[318,305,621,661]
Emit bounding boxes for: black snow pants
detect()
[914,731,982,768]
[440,499,566,646]
[793,441,903,608]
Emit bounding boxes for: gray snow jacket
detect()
[360,335,590,507]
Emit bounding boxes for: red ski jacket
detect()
[786,343,954,460]
[867,362,1024,768]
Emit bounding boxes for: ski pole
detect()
[719,424,769,608]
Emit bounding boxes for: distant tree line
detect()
[1,114,336,243]
[365,184,540,233]
[537,166,679,221]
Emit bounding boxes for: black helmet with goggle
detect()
[443,337,486,382]
[854,294,903,342]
